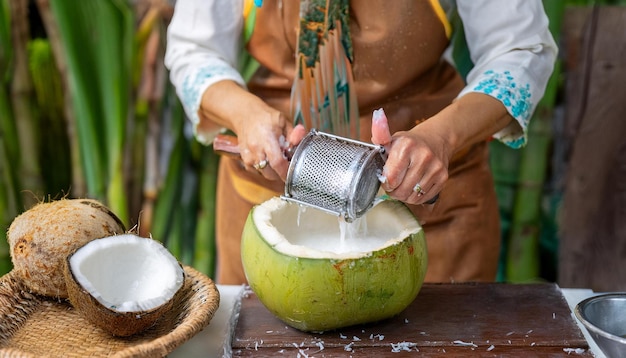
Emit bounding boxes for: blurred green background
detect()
[0,0,623,281]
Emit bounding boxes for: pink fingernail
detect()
[373,108,385,123]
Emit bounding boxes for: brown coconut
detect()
[64,264,182,337]
[7,198,125,298]
[64,234,185,337]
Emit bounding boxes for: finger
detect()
[371,108,392,147]
[248,150,282,181]
[379,140,413,192]
[247,154,266,172]
[267,147,290,180]
[239,147,255,168]
[412,167,446,204]
[380,160,410,193]
[258,166,281,181]
[420,182,443,204]
[288,124,307,146]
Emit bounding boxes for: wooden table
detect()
[232,283,592,357]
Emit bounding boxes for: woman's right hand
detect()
[199,80,306,181]
[234,105,306,181]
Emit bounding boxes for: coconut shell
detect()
[241,197,428,332]
[6,199,125,298]
[64,259,184,337]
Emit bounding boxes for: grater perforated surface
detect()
[284,130,384,221]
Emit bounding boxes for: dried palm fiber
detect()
[290,0,359,137]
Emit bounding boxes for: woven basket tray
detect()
[0,265,219,357]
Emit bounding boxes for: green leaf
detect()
[0,0,12,81]
[151,94,186,244]
[193,146,219,278]
[48,0,135,223]
[49,0,106,199]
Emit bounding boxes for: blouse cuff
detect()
[179,60,246,145]
[458,69,534,149]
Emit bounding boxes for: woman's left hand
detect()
[371,109,450,205]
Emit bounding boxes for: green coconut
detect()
[64,234,185,337]
[241,197,428,332]
[7,198,126,298]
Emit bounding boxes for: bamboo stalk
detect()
[178,161,199,266]
[150,94,185,244]
[0,85,19,213]
[505,107,554,282]
[35,0,87,198]
[133,5,161,88]
[505,0,564,282]
[28,39,71,197]
[0,0,16,274]
[138,80,162,237]
[193,145,219,278]
[0,134,16,275]
[489,140,521,282]
[130,15,164,223]
[9,0,44,208]
[138,2,173,238]
[167,204,184,260]
[0,85,19,216]
[159,136,193,263]
[0,0,10,69]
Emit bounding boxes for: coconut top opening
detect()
[253,197,422,259]
[69,234,184,313]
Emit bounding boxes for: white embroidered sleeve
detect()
[456,0,558,148]
[164,0,245,144]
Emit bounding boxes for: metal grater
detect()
[282,129,385,222]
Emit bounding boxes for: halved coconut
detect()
[7,198,126,298]
[64,234,185,337]
[241,197,428,332]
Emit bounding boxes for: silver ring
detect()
[412,182,426,196]
[254,159,268,170]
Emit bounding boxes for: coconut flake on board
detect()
[369,333,385,341]
[563,348,586,355]
[453,340,478,348]
[390,341,418,352]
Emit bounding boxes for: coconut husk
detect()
[0,265,219,357]
[7,199,126,299]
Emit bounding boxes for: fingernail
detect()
[372,108,385,123]
[376,168,387,183]
[278,134,287,148]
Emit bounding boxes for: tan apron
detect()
[216,0,500,284]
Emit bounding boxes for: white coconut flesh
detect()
[69,234,184,313]
[253,197,422,259]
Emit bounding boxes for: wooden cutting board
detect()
[232,283,592,357]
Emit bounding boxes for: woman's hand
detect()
[371,108,449,205]
[234,107,306,181]
[371,93,515,205]
[199,80,307,181]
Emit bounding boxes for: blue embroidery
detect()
[181,64,235,120]
[473,70,533,148]
[254,0,263,7]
